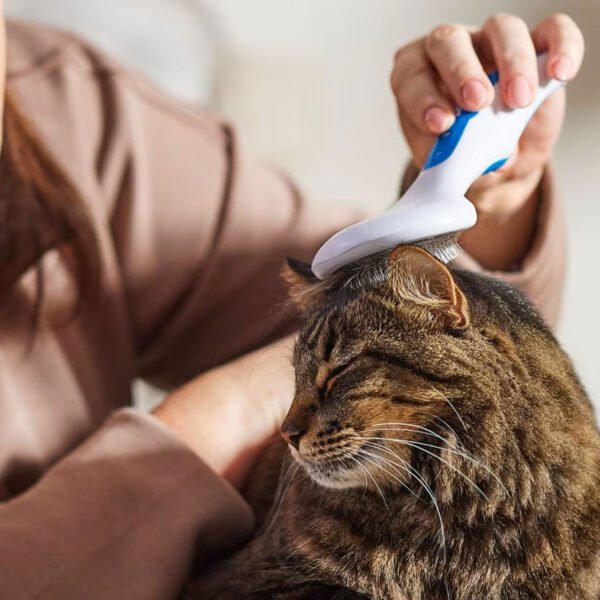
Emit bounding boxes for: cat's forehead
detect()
[296,292,407,362]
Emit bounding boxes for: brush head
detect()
[311,192,476,279]
[412,232,462,264]
[290,240,462,304]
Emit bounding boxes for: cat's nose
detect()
[281,422,306,450]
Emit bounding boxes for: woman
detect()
[0,10,584,600]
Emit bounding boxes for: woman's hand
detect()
[152,336,295,490]
[391,14,584,269]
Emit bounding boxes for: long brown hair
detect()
[0,92,99,326]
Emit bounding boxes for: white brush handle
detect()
[419,53,564,192]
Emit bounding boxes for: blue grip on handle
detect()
[423,109,477,169]
[423,69,502,173]
[482,157,508,174]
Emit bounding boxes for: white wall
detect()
[5,0,223,104]
[6,0,600,405]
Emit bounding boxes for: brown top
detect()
[0,21,566,600]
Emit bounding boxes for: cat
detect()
[187,245,600,599]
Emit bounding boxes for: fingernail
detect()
[424,106,454,133]
[461,79,488,109]
[508,75,531,107]
[553,54,574,81]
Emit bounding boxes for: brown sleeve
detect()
[92,55,360,389]
[0,409,253,600]
[402,163,566,328]
[454,167,565,328]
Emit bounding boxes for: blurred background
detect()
[5,0,599,407]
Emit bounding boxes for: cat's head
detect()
[280,245,585,508]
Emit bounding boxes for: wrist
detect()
[460,166,545,271]
[151,336,295,490]
[467,166,543,218]
[152,371,250,486]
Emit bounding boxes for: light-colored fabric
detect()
[0,21,566,599]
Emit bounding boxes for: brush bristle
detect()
[414,233,462,264]
[314,235,463,294]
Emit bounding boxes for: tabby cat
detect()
[188,245,600,599]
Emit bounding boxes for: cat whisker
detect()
[357,440,440,513]
[353,446,422,502]
[355,442,447,556]
[363,430,508,498]
[359,440,436,501]
[363,422,457,448]
[358,435,491,501]
[365,424,482,468]
[415,412,467,448]
[347,451,390,511]
[266,464,299,530]
[264,459,301,534]
[407,439,509,498]
[352,453,401,513]
[429,386,468,432]
[338,448,369,495]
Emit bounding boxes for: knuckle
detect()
[418,94,442,112]
[390,66,407,96]
[448,60,478,83]
[427,24,462,49]
[539,13,584,50]
[393,60,430,88]
[391,52,410,91]
[549,12,575,29]
[390,67,405,94]
[484,12,519,31]
[555,13,584,45]
[392,42,421,72]
[393,46,407,65]
[503,50,533,70]
[390,69,399,93]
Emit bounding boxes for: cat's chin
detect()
[306,470,366,490]
[290,448,367,490]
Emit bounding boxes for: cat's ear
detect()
[387,245,470,329]
[281,257,326,311]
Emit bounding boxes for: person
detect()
[0,9,584,600]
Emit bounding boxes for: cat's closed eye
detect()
[389,394,434,407]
